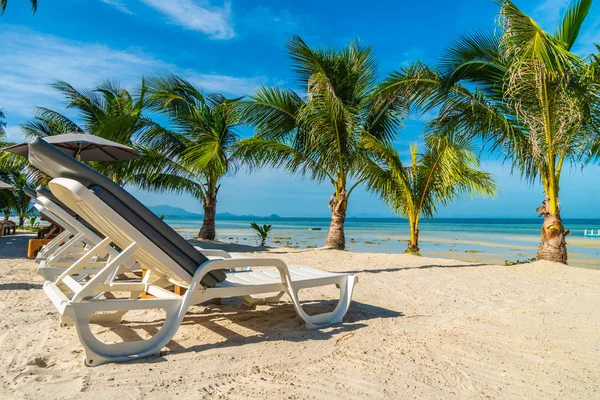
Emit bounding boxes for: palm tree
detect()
[0,164,32,227]
[145,74,242,240]
[237,36,405,250]
[0,0,37,15]
[363,132,496,254]
[0,134,29,223]
[21,79,204,198]
[378,0,600,263]
[8,171,32,227]
[22,80,149,184]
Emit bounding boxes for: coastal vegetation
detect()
[0,149,33,227]
[363,132,496,255]
[20,79,213,204]
[237,36,405,250]
[1,0,598,264]
[250,222,272,246]
[145,74,243,240]
[1,124,33,226]
[377,0,600,263]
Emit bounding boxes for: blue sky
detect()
[1,0,599,218]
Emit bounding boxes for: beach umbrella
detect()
[2,133,141,161]
[0,180,14,191]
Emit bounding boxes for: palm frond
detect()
[555,0,592,50]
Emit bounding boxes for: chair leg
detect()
[68,272,204,366]
[285,275,357,329]
[70,299,184,367]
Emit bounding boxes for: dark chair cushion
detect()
[28,138,225,286]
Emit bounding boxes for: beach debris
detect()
[504,258,536,266]
[336,332,355,343]
[27,357,48,368]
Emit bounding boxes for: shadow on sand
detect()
[98,299,402,364]
[189,239,266,253]
[342,263,489,274]
[0,232,35,260]
[0,282,43,290]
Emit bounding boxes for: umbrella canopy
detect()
[2,133,141,161]
[0,180,14,191]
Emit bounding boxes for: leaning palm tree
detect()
[363,132,496,254]
[0,0,37,14]
[145,74,242,240]
[379,0,600,263]
[237,36,405,249]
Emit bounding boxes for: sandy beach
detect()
[1,232,599,399]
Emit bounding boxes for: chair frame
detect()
[43,177,357,366]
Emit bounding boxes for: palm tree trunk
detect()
[406,215,420,255]
[18,216,25,228]
[198,192,217,240]
[536,194,569,264]
[325,188,348,250]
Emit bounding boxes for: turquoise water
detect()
[166,217,600,268]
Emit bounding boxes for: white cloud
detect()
[0,26,266,125]
[2,126,24,143]
[534,0,570,28]
[99,0,133,15]
[139,0,234,39]
[241,6,299,36]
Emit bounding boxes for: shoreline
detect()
[176,228,600,270]
[1,232,599,398]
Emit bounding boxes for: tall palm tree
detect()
[145,74,242,240]
[237,36,405,249]
[363,132,496,254]
[378,0,600,263]
[0,0,37,14]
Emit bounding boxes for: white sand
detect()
[1,232,599,399]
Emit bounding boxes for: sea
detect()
[166,217,600,269]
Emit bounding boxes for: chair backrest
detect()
[28,138,225,287]
[36,186,77,216]
[23,186,38,200]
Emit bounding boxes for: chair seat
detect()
[220,266,349,289]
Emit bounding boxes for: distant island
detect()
[149,205,281,220]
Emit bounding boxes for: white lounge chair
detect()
[29,138,357,366]
[27,187,235,281]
